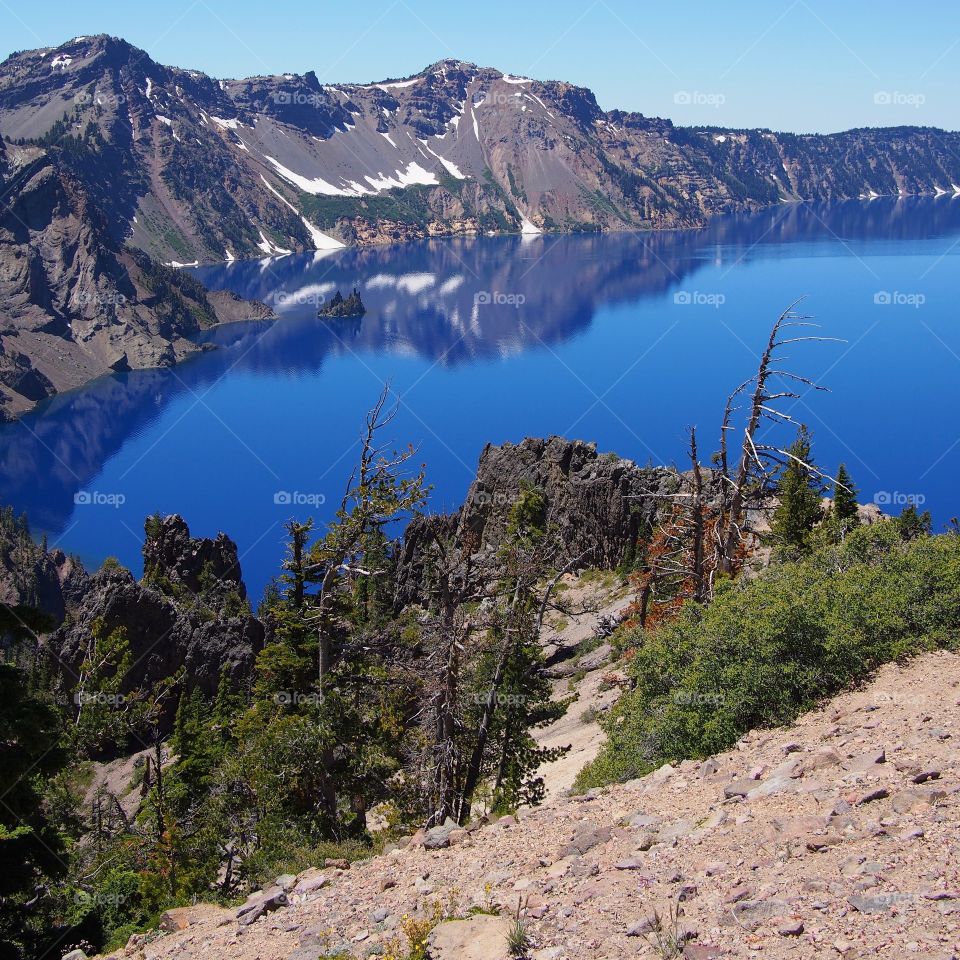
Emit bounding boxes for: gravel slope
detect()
[116,649,960,960]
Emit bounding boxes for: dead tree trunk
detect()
[717,299,837,573]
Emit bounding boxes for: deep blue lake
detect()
[3,197,960,600]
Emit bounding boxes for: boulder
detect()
[723,779,755,799]
[560,824,612,858]
[292,869,328,896]
[236,885,288,926]
[427,914,512,960]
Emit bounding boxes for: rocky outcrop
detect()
[142,514,247,601]
[395,437,676,603]
[0,137,273,418]
[0,509,86,624]
[48,516,262,709]
[460,436,674,564]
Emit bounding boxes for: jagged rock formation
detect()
[461,436,674,563]
[142,514,248,601]
[395,437,677,604]
[47,516,262,708]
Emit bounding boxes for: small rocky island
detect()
[318,288,366,318]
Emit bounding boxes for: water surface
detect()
[3,198,959,598]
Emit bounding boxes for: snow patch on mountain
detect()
[265,156,364,197]
[519,212,542,235]
[423,143,466,179]
[259,174,299,212]
[300,217,345,250]
[376,78,420,90]
[211,115,243,130]
[257,230,293,256]
[364,162,438,192]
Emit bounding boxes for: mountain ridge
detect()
[2,34,960,418]
[4,34,960,265]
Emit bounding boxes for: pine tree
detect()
[825,462,860,542]
[770,425,823,551]
[832,463,859,522]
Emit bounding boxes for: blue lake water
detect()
[3,197,960,600]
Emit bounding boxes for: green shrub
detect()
[576,521,960,789]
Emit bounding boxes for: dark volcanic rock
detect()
[49,564,262,702]
[395,436,676,604]
[460,436,673,565]
[48,516,262,713]
[142,514,247,600]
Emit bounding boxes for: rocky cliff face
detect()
[0,135,273,419]
[46,516,262,710]
[0,509,85,624]
[2,39,959,267]
[395,437,677,604]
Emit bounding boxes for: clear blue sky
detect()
[2,0,957,133]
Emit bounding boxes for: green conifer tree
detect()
[770,425,823,551]
[832,463,859,522]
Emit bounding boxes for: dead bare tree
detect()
[629,426,711,624]
[715,298,843,574]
